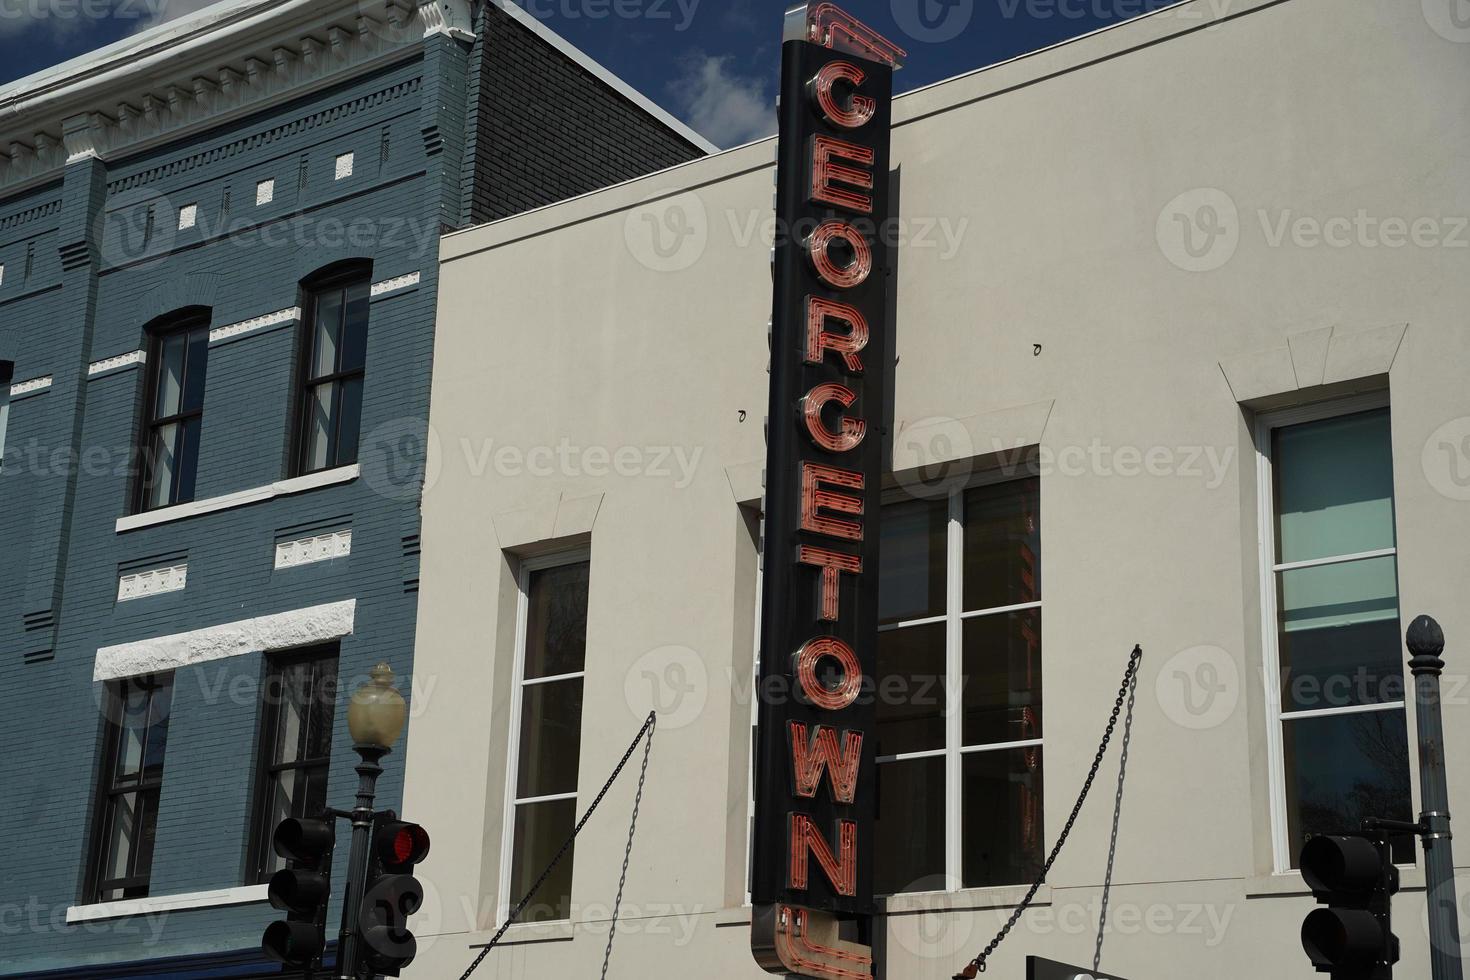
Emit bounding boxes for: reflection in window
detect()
[138,316,210,511]
[504,557,590,922]
[874,477,1043,894]
[297,269,370,474]
[1268,407,1412,865]
[249,647,340,883]
[88,675,173,902]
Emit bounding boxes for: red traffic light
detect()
[375,819,430,870]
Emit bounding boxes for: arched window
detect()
[136,309,211,512]
[294,262,371,475]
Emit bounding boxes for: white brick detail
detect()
[177,203,198,230]
[275,529,352,569]
[94,599,357,682]
[335,152,354,180]
[209,307,300,344]
[10,375,52,397]
[256,178,275,205]
[88,350,146,376]
[118,564,188,602]
[370,271,420,297]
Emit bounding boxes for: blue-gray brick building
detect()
[0,2,708,975]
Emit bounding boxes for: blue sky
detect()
[0,0,1183,147]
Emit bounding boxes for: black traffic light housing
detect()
[262,816,336,968]
[358,810,431,977]
[1299,833,1400,980]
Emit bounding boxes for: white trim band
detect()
[118,564,188,602]
[94,598,356,682]
[209,306,301,344]
[89,350,146,376]
[370,271,420,297]
[116,464,358,533]
[66,884,269,923]
[275,529,352,569]
[10,375,51,397]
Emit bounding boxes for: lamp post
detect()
[337,663,408,980]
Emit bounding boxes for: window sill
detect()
[116,465,359,533]
[882,883,1051,915]
[473,919,577,946]
[1245,867,1425,899]
[66,884,269,923]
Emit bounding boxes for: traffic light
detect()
[1299,834,1400,979]
[262,817,335,968]
[358,811,431,976]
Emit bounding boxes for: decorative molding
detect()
[116,463,358,533]
[177,202,198,230]
[118,564,188,602]
[370,271,420,297]
[67,884,270,924]
[10,375,52,397]
[335,151,355,180]
[209,306,300,344]
[256,178,275,206]
[93,598,357,682]
[420,0,476,40]
[275,529,353,569]
[89,350,146,376]
[1219,324,1408,405]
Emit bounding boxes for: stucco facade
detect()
[408,0,1470,977]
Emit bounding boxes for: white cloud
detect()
[668,52,774,150]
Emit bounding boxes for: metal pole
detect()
[1406,615,1463,980]
[337,744,388,980]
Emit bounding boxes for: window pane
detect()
[114,685,150,780]
[1275,410,1395,564]
[510,799,576,921]
[962,747,1045,888]
[1282,709,1413,865]
[961,608,1042,746]
[181,328,209,413]
[1278,555,1399,633]
[303,664,337,763]
[874,622,946,757]
[335,375,363,466]
[153,332,186,418]
[303,381,334,472]
[275,663,310,764]
[312,290,343,378]
[141,682,172,777]
[341,281,370,371]
[963,477,1041,612]
[523,562,590,679]
[516,678,584,799]
[875,755,945,895]
[131,788,161,884]
[878,498,947,625]
[102,792,138,883]
[175,416,202,504]
[1280,617,1406,713]
[146,421,180,510]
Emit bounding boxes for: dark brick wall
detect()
[463,1,706,225]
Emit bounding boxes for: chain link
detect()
[956,645,1143,978]
[1094,663,1138,973]
[600,712,655,980]
[457,711,658,980]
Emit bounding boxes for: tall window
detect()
[0,359,12,474]
[296,267,369,474]
[137,315,210,512]
[500,555,590,923]
[87,674,174,903]
[248,647,340,883]
[1260,401,1412,867]
[874,476,1043,894]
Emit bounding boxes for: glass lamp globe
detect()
[347,663,408,749]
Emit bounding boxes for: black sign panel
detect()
[749,37,893,918]
[1027,957,1132,980]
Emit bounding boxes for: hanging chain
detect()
[458,711,658,980]
[1093,661,1138,973]
[600,712,655,980]
[954,645,1143,979]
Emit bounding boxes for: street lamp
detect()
[338,663,408,979]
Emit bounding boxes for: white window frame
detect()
[1253,390,1407,873]
[875,474,1043,895]
[496,546,592,924]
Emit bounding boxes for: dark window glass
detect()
[874,622,946,757]
[878,498,946,625]
[962,747,1045,888]
[88,675,173,902]
[523,563,591,680]
[962,608,1043,745]
[510,798,577,923]
[0,360,13,475]
[249,648,339,883]
[138,318,210,512]
[875,755,945,895]
[297,272,370,474]
[963,477,1040,612]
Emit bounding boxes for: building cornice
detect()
[0,0,471,198]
